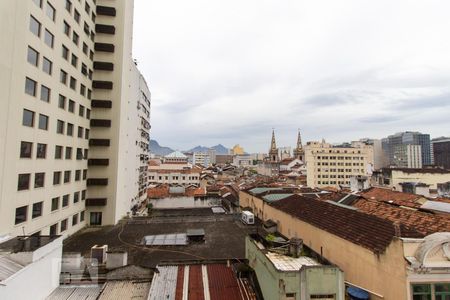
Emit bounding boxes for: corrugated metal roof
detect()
[0,256,24,281]
[262,193,293,202]
[46,285,102,300]
[249,187,282,195]
[265,252,320,271]
[148,266,178,300]
[421,200,450,213]
[98,280,151,300]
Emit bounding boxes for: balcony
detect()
[92,80,113,90]
[90,119,111,127]
[93,61,114,71]
[97,6,116,16]
[86,198,107,206]
[88,159,109,166]
[89,139,110,146]
[95,24,115,35]
[87,178,108,186]
[91,100,112,108]
[94,43,115,53]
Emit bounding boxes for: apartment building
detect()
[0,0,150,236]
[305,140,374,188]
[382,131,431,167]
[432,137,450,169]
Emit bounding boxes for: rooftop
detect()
[265,252,320,271]
[165,151,187,158]
[0,235,60,253]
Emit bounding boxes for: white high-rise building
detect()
[0,0,150,237]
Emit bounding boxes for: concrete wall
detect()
[240,191,409,299]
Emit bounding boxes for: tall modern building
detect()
[382,131,431,167]
[431,137,450,169]
[0,0,150,237]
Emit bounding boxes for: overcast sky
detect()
[133,0,450,153]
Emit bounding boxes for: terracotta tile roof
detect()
[359,187,424,208]
[315,192,349,202]
[270,195,423,254]
[352,199,450,236]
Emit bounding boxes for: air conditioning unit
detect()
[91,245,108,265]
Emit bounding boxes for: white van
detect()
[241,211,255,225]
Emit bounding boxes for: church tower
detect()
[293,129,305,161]
[269,129,279,162]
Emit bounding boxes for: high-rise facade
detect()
[431,137,450,169]
[0,0,150,237]
[382,131,431,167]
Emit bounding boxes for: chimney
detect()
[288,238,303,258]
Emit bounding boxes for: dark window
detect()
[42,57,52,75]
[40,85,51,102]
[58,94,66,109]
[60,69,67,84]
[36,143,46,158]
[62,195,69,207]
[46,2,56,21]
[81,63,88,76]
[67,123,73,136]
[82,169,87,180]
[412,284,431,300]
[85,3,90,14]
[68,99,75,112]
[74,9,80,23]
[18,173,31,190]
[62,45,69,60]
[77,126,83,138]
[75,169,81,181]
[34,172,45,188]
[90,212,102,225]
[73,191,79,203]
[71,54,78,67]
[15,206,28,224]
[53,171,61,185]
[85,129,89,139]
[82,43,88,54]
[32,202,43,218]
[87,89,91,99]
[80,84,86,96]
[70,77,76,90]
[72,31,79,45]
[60,219,67,232]
[65,147,72,159]
[25,77,37,96]
[86,109,91,119]
[51,197,59,211]
[49,223,58,235]
[55,145,63,159]
[27,46,39,66]
[44,29,54,48]
[56,120,64,134]
[64,170,71,183]
[38,114,48,130]
[79,105,85,117]
[30,16,41,37]
[89,50,94,60]
[80,210,85,222]
[63,21,70,36]
[65,0,72,12]
[81,190,86,200]
[76,148,83,160]
[72,214,78,225]
[20,141,33,158]
[83,149,88,159]
[22,109,34,127]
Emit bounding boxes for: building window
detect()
[71,54,78,67]
[65,147,72,159]
[46,2,56,21]
[62,195,69,208]
[15,206,28,225]
[58,94,66,109]
[80,84,86,96]
[82,169,87,180]
[65,0,72,12]
[40,85,51,102]
[62,45,69,60]
[80,211,85,222]
[64,170,71,183]
[85,129,89,139]
[53,171,61,185]
[73,192,79,203]
[60,219,68,232]
[27,46,39,66]
[30,16,41,37]
[86,109,90,119]
[44,29,54,48]
[42,57,52,74]
[51,197,59,211]
[90,212,102,225]
[412,284,431,300]
[68,99,75,112]
[49,223,58,235]
[77,126,83,138]
[32,0,42,8]
[22,109,35,127]
[435,283,450,299]
[75,170,81,181]
[38,114,48,130]
[20,141,33,158]
[25,77,37,96]
[72,31,79,45]
[34,172,45,188]
[63,21,70,36]
[81,63,87,76]
[72,214,78,226]
[67,123,73,136]
[74,9,80,23]
[76,148,83,160]
[18,173,31,190]
[81,190,86,200]
[36,143,46,158]
[79,105,85,117]
[60,69,68,85]
[32,202,43,219]
[55,145,63,159]
[69,77,76,90]
[57,120,64,134]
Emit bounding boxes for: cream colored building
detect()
[305,140,374,188]
[148,151,201,185]
[0,0,150,236]
[373,168,450,192]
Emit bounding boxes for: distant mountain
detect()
[186,144,229,154]
[149,140,174,156]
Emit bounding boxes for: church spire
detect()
[293,129,305,160]
[269,129,279,162]
[270,129,277,152]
